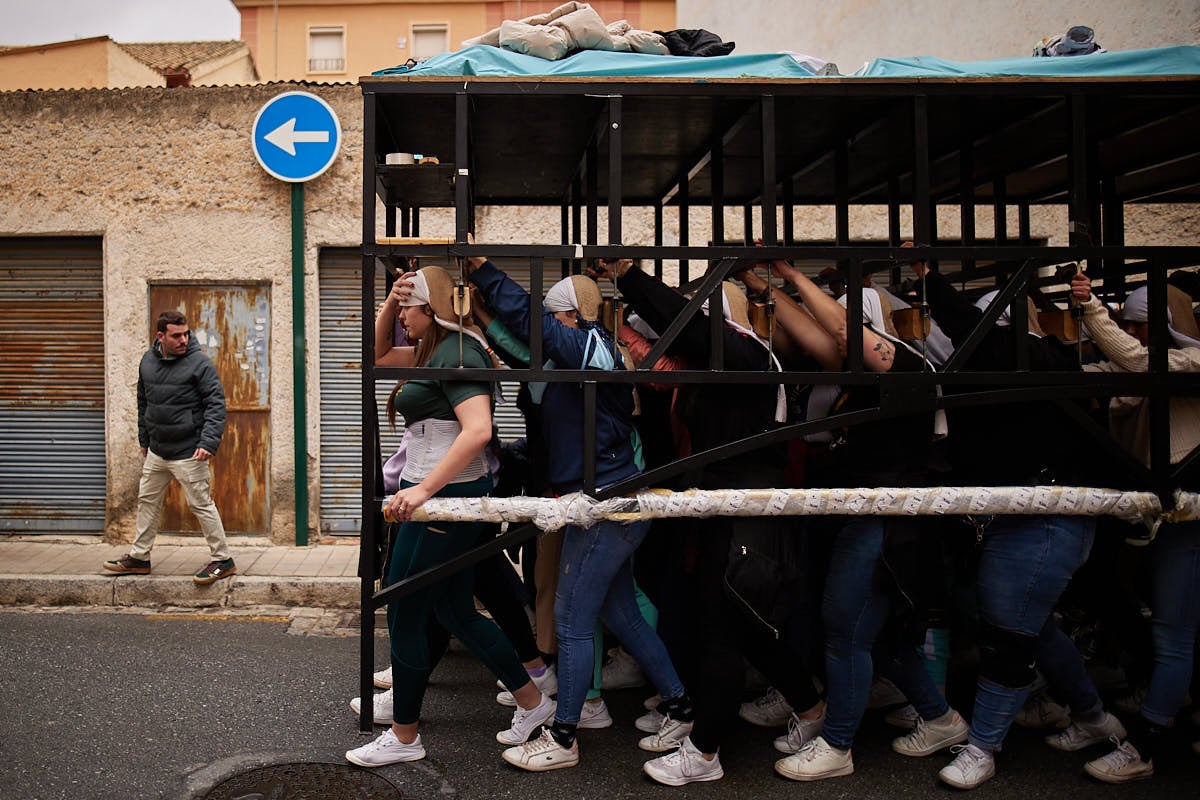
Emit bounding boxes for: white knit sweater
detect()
[1081,294,1200,467]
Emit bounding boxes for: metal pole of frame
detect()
[608,96,623,247]
[455,92,470,244]
[292,182,308,548]
[358,90,377,735]
[679,177,690,284]
[761,94,777,250]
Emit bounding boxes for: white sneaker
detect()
[601,646,646,690]
[867,676,907,709]
[738,687,794,727]
[1045,711,1127,752]
[883,703,920,729]
[774,735,853,781]
[635,709,665,733]
[349,689,393,725]
[644,693,663,710]
[773,709,826,754]
[1015,690,1071,729]
[502,728,580,772]
[578,698,613,729]
[643,737,723,786]
[496,665,558,707]
[892,710,970,757]
[496,694,556,745]
[939,743,995,789]
[1085,740,1153,784]
[638,715,694,752]
[373,667,393,689]
[345,729,426,767]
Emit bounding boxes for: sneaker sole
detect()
[1084,763,1153,784]
[643,763,723,786]
[577,718,613,730]
[1046,731,1126,752]
[502,751,579,772]
[496,700,556,745]
[774,761,853,781]
[349,699,392,726]
[496,692,517,708]
[346,748,425,767]
[103,564,150,575]
[373,678,393,689]
[638,737,684,753]
[635,718,663,733]
[738,709,790,727]
[892,729,969,757]
[939,765,995,789]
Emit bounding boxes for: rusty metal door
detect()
[147,284,270,535]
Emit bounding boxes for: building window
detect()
[411,24,449,60]
[308,26,345,73]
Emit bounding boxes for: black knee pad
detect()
[977,622,1038,689]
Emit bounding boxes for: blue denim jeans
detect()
[968,514,1098,751]
[821,517,950,750]
[554,518,685,725]
[1143,521,1200,726]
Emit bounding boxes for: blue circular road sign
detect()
[252,91,342,182]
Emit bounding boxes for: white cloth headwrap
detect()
[625,312,659,340]
[397,271,496,356]
[1122,287,1200,350]
[973,289,1046,338]
[544,276,580,315]
[700,292,788,423]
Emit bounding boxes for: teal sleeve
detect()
[486,318,531,367]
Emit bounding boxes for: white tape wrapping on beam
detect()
[404,486,1194,533]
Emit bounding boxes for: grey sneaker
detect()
[502,728,579,772]
[345,729,425,767]
[496,694,555,745]
[600,646,645,690]
[349,688,393,725]
[738,687,794,727]
[496,665,557,707]
[643,737,723,786]
[578,698,613,729]
[1015,690,1071,729]
[774,709,826,754]
[892,710,969,757]
[635,708,665,733]
[1085,739,1153,784]
[373,666,392,689]
[638,714,694,752]
[1045,711,1126,752]
[939,743,995,789]
[775,735,853,781]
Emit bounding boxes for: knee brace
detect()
[977,622,1038,689]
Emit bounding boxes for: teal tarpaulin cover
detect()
[373,45,822,78]
[853,46,1200,77]
[374,44,1200,80]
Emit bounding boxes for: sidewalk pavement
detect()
[0,535,365,609]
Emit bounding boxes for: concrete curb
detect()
[0,574,361,609]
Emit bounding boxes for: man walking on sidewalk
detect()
[103,310,236,585]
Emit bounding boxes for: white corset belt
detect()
[400,417,488,485]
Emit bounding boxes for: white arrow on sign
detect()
[263,117,330,156]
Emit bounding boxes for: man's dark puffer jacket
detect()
[137,333,226,460]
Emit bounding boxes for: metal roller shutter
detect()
[0,237,105,532]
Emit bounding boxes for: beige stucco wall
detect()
[106,43,169,88]
[0,83,363,544]
[679,0,1200,70]
[191,49,261,86]
[0,39,160,92]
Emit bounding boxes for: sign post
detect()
[252,91,342,546]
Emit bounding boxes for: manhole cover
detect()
[201,762,402,799]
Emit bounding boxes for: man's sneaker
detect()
[883,703,920,729]
[193,558,236,585]
[635,708,665,733]
[496,665,558,707]
[774,735,853,781]
[642,737,723,786]
[496,694,556,745]
[738,687,794,727]
[103,555,150,575]
[601,646,645,690]
[892,710,970,757]
[867,676,907,709]
[373,667,393,689]
[774,709,826,754]
[349,689,393,725]
[502,728,579,771]
[939,743,995,789]
[1045,711,1127,752]
[345,729,426,767]
[638,714,694,752]
[1085,740,1154,784]
[1015,690,1071,729]
[578,698,613,729]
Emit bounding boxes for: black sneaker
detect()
[103,555,151,575]
[193,558,237,586]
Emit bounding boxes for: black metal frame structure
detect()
[355,73,1200,730]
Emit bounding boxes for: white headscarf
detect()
[543,276,579,315]
[398,270,495,356]
[1123,286,1200,349]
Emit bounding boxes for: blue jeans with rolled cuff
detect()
[1142,521,1200,727]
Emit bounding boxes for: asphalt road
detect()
[1,607,1197,800]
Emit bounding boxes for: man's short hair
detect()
[156,310,188,333]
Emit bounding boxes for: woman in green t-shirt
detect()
[347,266,556,768]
